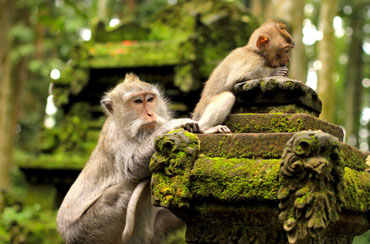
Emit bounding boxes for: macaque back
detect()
[193,21,294,133]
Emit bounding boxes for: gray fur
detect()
[57,74,198,244]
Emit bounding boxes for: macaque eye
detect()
[147,96,155,102]
[133,98,143,104]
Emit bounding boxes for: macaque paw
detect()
[170,118,200,133]
[181,121,200,133]
[274,66,288,77]
[203,125,231,134]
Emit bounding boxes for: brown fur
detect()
[193,21,293,133]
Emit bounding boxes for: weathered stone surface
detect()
[198,133,367,171]
[279,131,345,243]
[151,130,370,243]
[233,77,322,116]
[181,207,369,244]
[225,113,344,140]
[232,104,318,117]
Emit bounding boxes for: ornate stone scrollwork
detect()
[150,129,200,208]
[278,131,345,244]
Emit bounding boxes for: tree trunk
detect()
[317,0,338,123]
[97,0,108,21]
[273,0,306,82]
[344,5,364,146]
[0,0,16,193]
[0,0,28,198]
[251,0,273,20]
[127,0,136,15]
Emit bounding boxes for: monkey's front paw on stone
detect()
[274,66,289,77]
[203,125,231,134]
[170,118,200,133]
[182,121,200,133]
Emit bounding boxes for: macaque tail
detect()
[122,179,150,243]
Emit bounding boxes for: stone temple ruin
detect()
[150,76,370,244]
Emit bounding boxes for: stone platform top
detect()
[233,77,322,117]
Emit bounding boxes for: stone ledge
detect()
[198,133,366,171]
[225,113,344,140]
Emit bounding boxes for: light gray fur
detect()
[57,74,198,244]
[193,47,284,133]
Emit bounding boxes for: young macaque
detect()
[57,73,198,244]
[193,21,294,133]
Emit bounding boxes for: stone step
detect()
[225,113,344,140]
[198,132,368,171]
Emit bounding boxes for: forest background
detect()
[0,0,369,243]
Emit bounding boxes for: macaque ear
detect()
[101,97,113,114]
[256,34,270,49]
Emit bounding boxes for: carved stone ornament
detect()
[150,129,200,208]
[278,130,345,244]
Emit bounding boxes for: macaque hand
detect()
[203,125,231,134]
[168,118,200,133]
[274,66,288,77]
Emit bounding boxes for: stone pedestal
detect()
[150,77,370,244]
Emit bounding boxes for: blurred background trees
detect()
[0,0,369,243]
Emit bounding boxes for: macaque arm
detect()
[122,179,150,243]
[198,91,235,132]
[224,64,255,89]
[126,119,199,180]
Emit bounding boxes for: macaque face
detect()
[270,44,292,68]
[127,91,158,130]
[261,34,293,68]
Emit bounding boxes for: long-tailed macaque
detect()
[193,21,294,133]
[57,73,199,244]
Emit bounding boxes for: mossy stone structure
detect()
[150,77,370,244]
[15,0,258,208]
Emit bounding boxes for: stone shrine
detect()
[150,77,370,244]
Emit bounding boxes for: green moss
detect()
[198,133,289,159]
[342,167,370,211]
[151,173,191,208]
[86,41,180,68]
[151,130,200,208]
[225,113,344,140]
[191,157,281,201]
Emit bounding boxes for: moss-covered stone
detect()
[232,104,318,116]
[234,77,322,116]
[83,41,180,68]
[150,129,200,208]
[150,129,370,243]
[198,133,291,159]
[152,153,370,213]
[225,113,344,140]
[342,167,370,212]
[197,133,366,171]
[191,157,281,201]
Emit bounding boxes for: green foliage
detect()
[0,192,63,244]
[354,230,370,244]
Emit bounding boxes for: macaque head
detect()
[248,21,294,68]
[101,73,171,138]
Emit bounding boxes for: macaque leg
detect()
[66,183,131,244]
[127,184,160,244]
[198,91,235,134]
[151,209,185,244]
